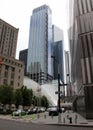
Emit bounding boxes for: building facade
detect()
[0,54,24,89]
[65,51,71,96]
[52,25,64,82]
[0,19,24,89]
[27,5,53,84]
[69,0,93,118]
[0,19,18,58]
[19,49,28,76]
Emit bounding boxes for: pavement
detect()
[0,111,93,127]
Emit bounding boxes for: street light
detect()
[51,55,68,123]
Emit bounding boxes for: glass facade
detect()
[69,0,93,119]
[27,5,53,84]
[52,25,64,82]
[69,0,93,95]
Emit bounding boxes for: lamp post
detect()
[51,55,68,123]
[51,56,61,123]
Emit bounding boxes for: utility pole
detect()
[51,55,68,123]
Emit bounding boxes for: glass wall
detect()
[27,5,53,84]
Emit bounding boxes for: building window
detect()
[18,83,20,87]
[18,76,20,79]
[4,71,8,78]
[10,81,14,86]
[5,65,9,70]
[11,67,15,72]
[11,73,14,79]
[3,79,7,84]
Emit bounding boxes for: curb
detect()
[46,123,93,128]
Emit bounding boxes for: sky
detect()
[0,0,69,59]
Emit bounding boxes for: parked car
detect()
[48,106,59,116]
[12,109,26,116]
[37,107,46,113]
[27,107,38,114]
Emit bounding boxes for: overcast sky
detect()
[0,0,69,59]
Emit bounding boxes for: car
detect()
[12,109,26,116]
[48,106,59,116]
[37,107,46,113]
[27,108,38,114]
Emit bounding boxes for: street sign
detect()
[55,91,62,94]
[59,83,68,86]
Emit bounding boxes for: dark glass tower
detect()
[27,5,53,84]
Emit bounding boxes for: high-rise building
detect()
[52,25,64,82]
[65,51,71,96]
[69,0,93,118]
[0,19,24,89]
[27,5,53,84]
[0,19,18,58]
[19,49,28,76]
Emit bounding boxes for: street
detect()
[0,119,93,130]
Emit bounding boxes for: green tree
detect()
[15,89,23,108]
[41,95,49,108]
[21,86,33,106]
[0,84,13,105]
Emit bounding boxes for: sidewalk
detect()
[31,111,93,127]
[0,111,93,127]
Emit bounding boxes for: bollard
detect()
[44,114,46,119]
[12,112,15,118]
[63,118,65,124]
[75,114,77,124]
[51,114,54,119]
[19,112,22,118]
[37,114,40,119]
[26,112,28,118]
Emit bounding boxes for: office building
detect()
[52,25,64,82]
[0,19,18,58]
[0,19,24,89]
[19,49,28,76]
[27,5,53,84]
[65,51,71,96]
[69,0,93,118]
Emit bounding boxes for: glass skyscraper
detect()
[69,0,93,119]
[52,25,64,82]
[69,0,93,95]
[27,5,53,84]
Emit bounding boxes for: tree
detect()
[41,95,49,108]
[0,84,13,105]
[14,89,23,108]
[21,86,33,106]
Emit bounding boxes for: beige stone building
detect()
[0,19,24,89]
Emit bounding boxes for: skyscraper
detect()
[27,5,53,84]
[52,25,64,82]
[0,19,18,58]
[19,49,28,76]
[0,19,24,89]
[69,0,93,118]
[69,0,93,94]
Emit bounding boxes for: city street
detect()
[0,118,93,130]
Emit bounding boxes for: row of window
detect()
[2,58,23,68]
[3,79,20,87]
[77,12,93,34]
[76,0,93,15]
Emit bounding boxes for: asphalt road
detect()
[0,119,93,130]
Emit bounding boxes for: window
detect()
[10,81,14,86]
[3,79,7,84]
[5,65,9,70]
[4,71,8,77]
